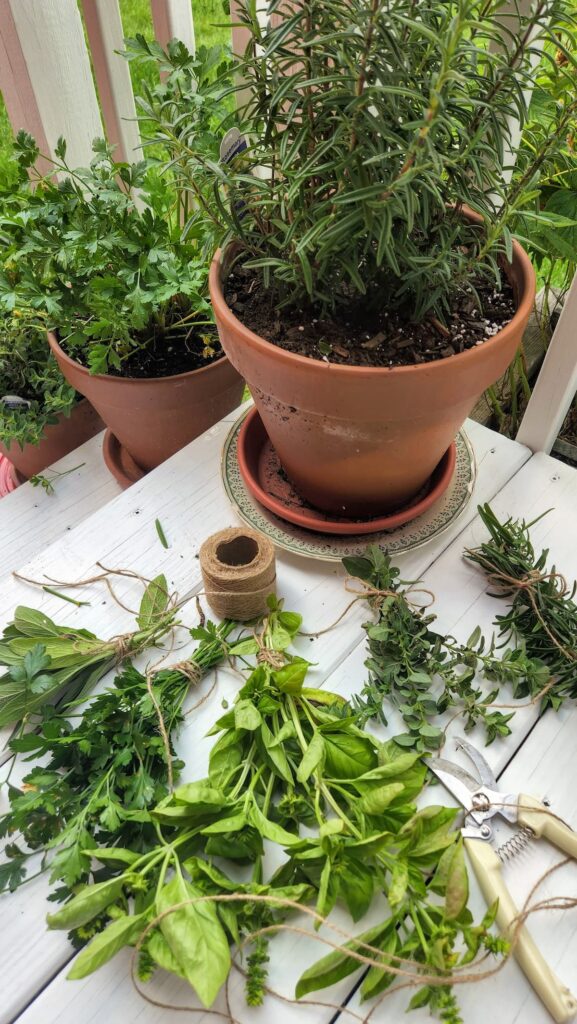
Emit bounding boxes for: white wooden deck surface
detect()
[1,406,576,1024]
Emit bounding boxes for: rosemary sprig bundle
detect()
[0,575,177,727]
[0,619,238,893]
[466,504,577,705]
[342,547,549,749]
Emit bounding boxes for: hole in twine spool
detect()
[216,535,259,567]
[199,527,276,621]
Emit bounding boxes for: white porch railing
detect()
[0,0,575,454]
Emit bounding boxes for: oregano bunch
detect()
[343,546,550,749]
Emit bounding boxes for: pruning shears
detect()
[426,737,577,1023]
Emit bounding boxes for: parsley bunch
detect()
[0,619,237,894]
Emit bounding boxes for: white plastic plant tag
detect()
[1,395,31,410]
[220,127,247,165]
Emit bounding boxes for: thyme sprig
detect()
[466,504,577,706]
[343,547,549,750]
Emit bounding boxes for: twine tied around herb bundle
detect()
[299,576,435,638]
[466,552,576,665]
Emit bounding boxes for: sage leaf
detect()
[137,574,169,630]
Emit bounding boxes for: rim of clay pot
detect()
[209,235,535,379]
[48,331,230,384]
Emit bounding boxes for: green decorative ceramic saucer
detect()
[221,407,476,562]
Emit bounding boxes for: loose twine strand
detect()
[128,845,577,1020]
[299,577,435,637]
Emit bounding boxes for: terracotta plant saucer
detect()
[237,408,456,536]
[102,430,147,489]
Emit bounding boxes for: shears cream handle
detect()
[464,837,577,1023]
[518,794,577,859]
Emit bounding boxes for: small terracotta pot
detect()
[48,333,245,472]
[0,398,104,481]
[209,234,535,516]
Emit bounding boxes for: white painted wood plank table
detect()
[1,406,576,1024]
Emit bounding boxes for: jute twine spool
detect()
[199,527,276,621]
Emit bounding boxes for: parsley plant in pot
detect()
[202,0,576,516]
[1,53,244,479]
[0,309,103,482]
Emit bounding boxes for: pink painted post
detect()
[229,0,252,111]
[150,0,195,52]
[0,0,52,172]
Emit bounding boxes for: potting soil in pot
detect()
[225,265,516,368]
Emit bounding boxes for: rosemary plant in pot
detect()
[197,0,577,516]
[0,309,103,481]
[0,50,244,479]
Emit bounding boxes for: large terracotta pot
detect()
[0,398,104,481]
[48,333,245,472]
[209,240,535,516]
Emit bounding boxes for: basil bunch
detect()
[46,598,500,1020]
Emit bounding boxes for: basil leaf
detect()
[84,847,140,867]
[359,930,399,1000]
[209,729,245,784]
[201,812,247,835]
[156,874,230,1007]
[296,921,392,997]
[272,658,309,693]
[268,720,296,747]
[323,732,376,779]
[296,731,325,783]
[234,699,262,731]
[67,912,147,979]
[358,782,405,814]
[249,801,300,846]
[443,840,469,920]
[341,857,374,921]
[47,877,124,930]
[387,859,409,906]
[173,781,227,810]
[259,721,293,783]
[147,929,188,979]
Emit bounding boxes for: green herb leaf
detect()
[68,913,147,979]
[156,874,230,1007]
